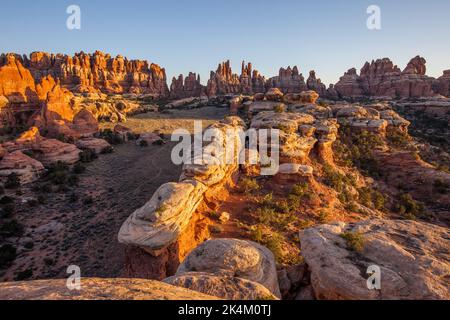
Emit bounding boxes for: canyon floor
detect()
[0,107,229,282]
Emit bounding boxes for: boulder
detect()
[31,139,81,166]
[164,272,278,300]
[136,132,163,146]
[299,220,450,300]
[299,90,319,104]
[76,138,111,154]
[0,151,45,184]
[118,180,207,255]
[265,88,284,101]
[175,238,281,298]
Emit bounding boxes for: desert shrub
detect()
[334,127,384,177]
[72,163,86,174]
[238,177,260,194]
[340,231,365,253]
[0,185,4,195]
[67,175,79,187]
[83,196,94,206]
[153,139,165,146]
[317,210,329,223]
[0,244,17,269]
[5,173,20,189]
[47,162,69,185]
[0,219,24,238]
[14,268,33,281]
[394,193,425,220]
[0,196,14,205]
[100,146,114,154]
[387,130,411,149]
[37,195,47,204]
[0,203,16,218]
[79,149,98,163]
[358,187,386,211]
[290,183,308,197]
[139,140,149,147]
[99,129,123,145]
[69,193,79,203]
[322,164,355,193]
[433,179,449,194]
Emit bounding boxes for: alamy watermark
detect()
[66,5,81,30]
[367,5,381,30]
[66,265,81,290]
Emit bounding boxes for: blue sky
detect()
[1,0,449,85]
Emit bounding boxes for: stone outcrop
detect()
[31,138,81,166]
[300,220,450,300]
[75,137,111,154]
[170,72,204,99]
[0,54,38,103]
[334,56,437,99]
[166,238,281,299]
[206,60,268,96]
[0,150,45,184]
[0,278,218,300]
[434,70,450,97]
[118,117,245,259]
[267,66,307,94]
[164,272,277,300]
[23,51,169,96]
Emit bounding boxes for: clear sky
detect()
[1,0,449,86]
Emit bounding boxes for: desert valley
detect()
[0,51,448,300]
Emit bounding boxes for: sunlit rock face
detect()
[18,51,170,97]
[333,56,437,99]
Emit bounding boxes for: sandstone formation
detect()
[0,150,45,184]
[170,238,281,299]
[23,51,169,96]
[0,278,218,300]
[334,56,437,100]
[31,138,81,166]
[164,272,277,300]
[75,137,111,154]
[118,117,245,256]
[300,220,450,300]
[0,54,38,103]
[170,72,204,99]
[434,70,450,97]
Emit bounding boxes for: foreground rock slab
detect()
[300,220,450,300]
[0,278,219,300]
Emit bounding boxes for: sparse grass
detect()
[238,177,260,195]
[340,231,365,253]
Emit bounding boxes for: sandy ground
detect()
[0,107,229,282]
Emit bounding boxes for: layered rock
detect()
[434,70,450,97]
[266,66,307,94]
[166,238,281,299]
[75,138,111,154]
[170,72,204,99]
[31,139,81,166]
[23,51,169,96]
[0,54,38,103]
[206,60,267,96]
[334,56,437,99]
[300,220,450,300]
[0,278,218,300]
[118,117,245,258]
[0,150,45,184]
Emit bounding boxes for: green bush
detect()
[101,146,114,154]
[99,129,124,145]
[72,163,86,174]
[340,231,365,252]
[0,244,17,269]
[394,193,425,220]
[0,220,24,238]
[238,177,260,194]
[79,149,98,163]
[5,173,21,189]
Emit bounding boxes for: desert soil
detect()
[0,107,229,282]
